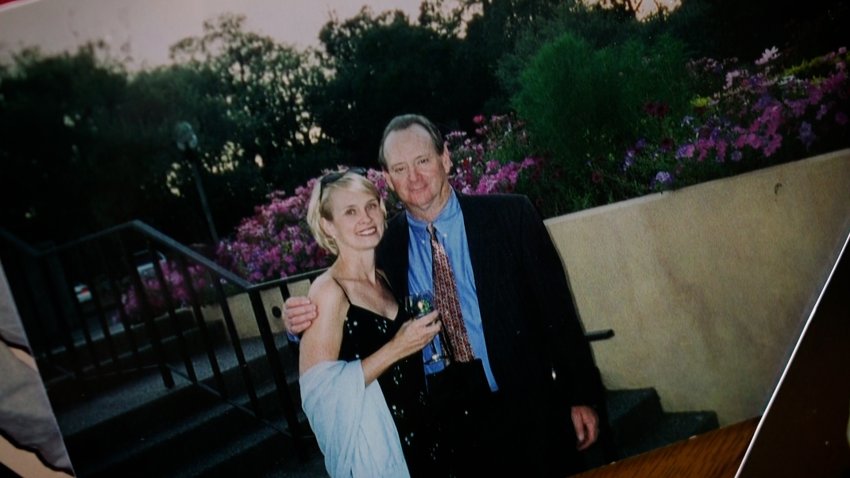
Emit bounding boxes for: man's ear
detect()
[441,143,453,174]
[382,170,396,192]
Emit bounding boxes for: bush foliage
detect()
[513,31,694,213]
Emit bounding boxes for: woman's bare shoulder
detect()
[308,271,344,301]
[307,271,349,323]
[299,271,349,373]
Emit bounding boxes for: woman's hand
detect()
[390,310,441,360]
[361,310,441,385]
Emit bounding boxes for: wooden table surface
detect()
[574,417,760,478]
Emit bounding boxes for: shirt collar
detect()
[405,189,461,237]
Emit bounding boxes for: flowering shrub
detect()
[513,32,695,214]
[214,116,541,282]
[447,114,542,196]
[120,261,212,321]
[620,46,850,192]
[214,182,327,282]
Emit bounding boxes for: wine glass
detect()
[403,291,449,366]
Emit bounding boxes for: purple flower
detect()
[676,144,695,159]
[622,150,635,171]
[715,140,728,162]
[816,103,830,120]
[763,134,783,157]
[798,122,816,149]
[651,171,674,189]
[785,99,809,118]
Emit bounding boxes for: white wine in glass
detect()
[403,291,449,366]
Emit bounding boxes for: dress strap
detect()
[331,277,352,305]
[376,270,393,294]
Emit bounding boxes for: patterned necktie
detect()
[428,224,475,362]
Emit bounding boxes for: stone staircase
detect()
[46,313,322,477]
[46,318,719,477]
[605,388,719,460]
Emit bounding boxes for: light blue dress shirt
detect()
[406,190,498,391]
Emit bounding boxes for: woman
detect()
[299,168,446,478]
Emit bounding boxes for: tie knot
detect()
[428,224,439,240]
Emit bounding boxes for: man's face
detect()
[381,124,453,222]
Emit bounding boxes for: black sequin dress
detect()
[336,286,449,477]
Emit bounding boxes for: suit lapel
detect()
[457,195,498,313]
[377,212,410,301]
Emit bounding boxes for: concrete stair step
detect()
[55,332,311,477]
[601,387,720,462]
[80,383,279,476]
[55,361,718,477]
[618,410,720,459]
[605,387,664,448]
[172,425,316,478]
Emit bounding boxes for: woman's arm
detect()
[299,275,347,376]
[299,273,441,385]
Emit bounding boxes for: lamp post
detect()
[174,121,219,245]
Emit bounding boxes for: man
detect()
[286,114,604,476]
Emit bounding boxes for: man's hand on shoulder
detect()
[283,296,318,335]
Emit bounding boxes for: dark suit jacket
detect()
[376,192,604,442]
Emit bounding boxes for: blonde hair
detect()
[306,170,386,256]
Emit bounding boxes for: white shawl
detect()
[300,360,410,478]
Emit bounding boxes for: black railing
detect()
[0,221,323,459]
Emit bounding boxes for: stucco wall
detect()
[546,149,850,425]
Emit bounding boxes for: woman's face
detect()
[321,187,384,254]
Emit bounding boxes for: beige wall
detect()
[201,287,288,339]
[546,149,850,425]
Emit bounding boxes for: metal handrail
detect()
[0,221,315,458]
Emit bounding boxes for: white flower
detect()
[755,47,780,66]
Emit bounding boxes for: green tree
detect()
[657,0,848,63]
[118,64,254,243]
[497,1,661,103]
[512,31,694,214]
[0,44,234,245]
[444,0,574,112]
[311,7,488,164]
[0,15,341,247]
[170,14,332,193]
[0,44,166,243]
